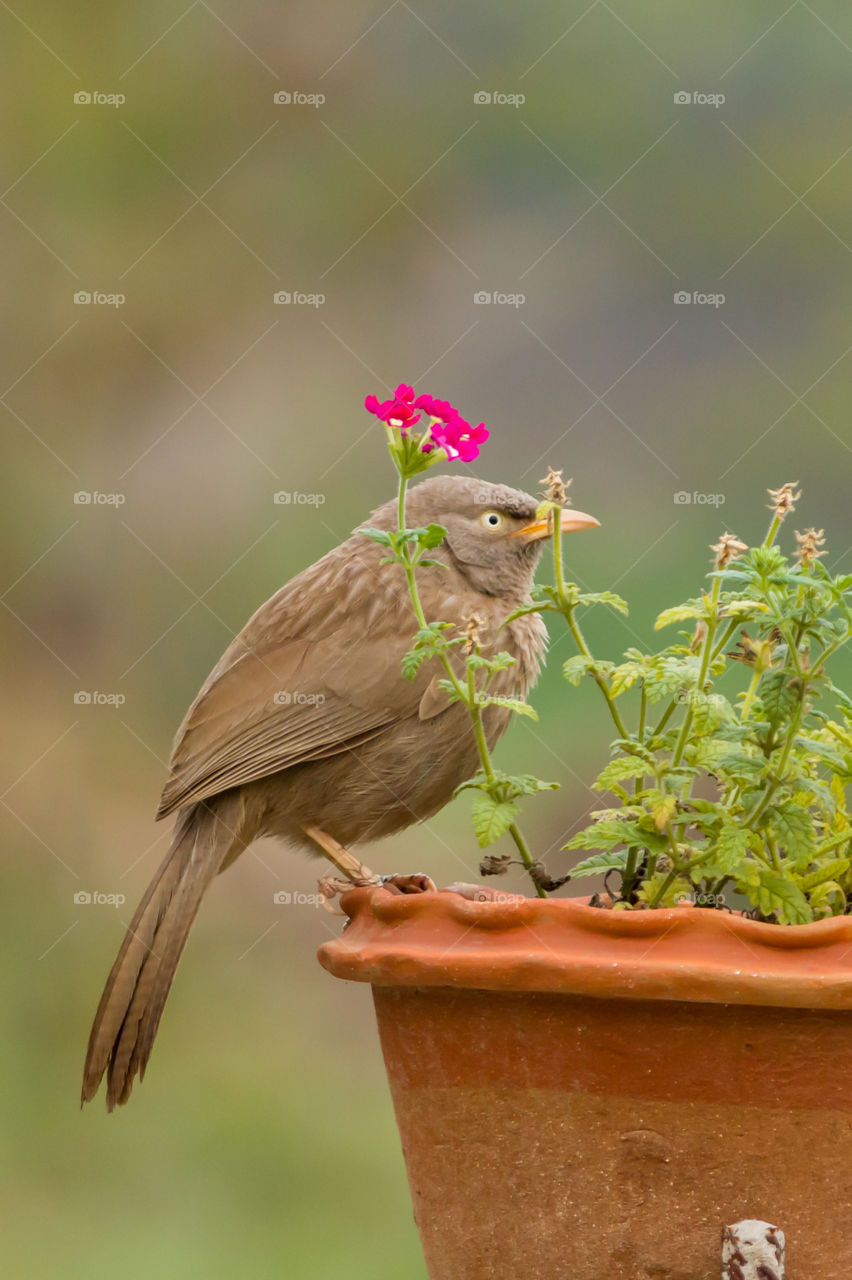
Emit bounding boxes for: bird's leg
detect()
[302,824,436,904]
[302,824,381,886]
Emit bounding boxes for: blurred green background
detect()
[3,2,852,1275]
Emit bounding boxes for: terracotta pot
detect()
[318,887,852,1280]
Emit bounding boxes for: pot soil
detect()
[319,887,852,1280]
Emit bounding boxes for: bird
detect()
[81,474,598,1109]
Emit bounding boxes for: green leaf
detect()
[576,590,629,616]
[712,823,751,875]
[759,670,800,722]
[750,871,813,924]
[691,692,733,735]
[712,750,765,782]
[455,770,558,799]
[654,603,702,630]
[720,600,770,616]
[593,757,648,791]
[506,774,560,797]
[467,650,516,672]
[651,656,701,700]
[765,803,816,867]
[417,522,448,549]
[480,695,539,720]
[563,819,668,853]
[794,737,847,772]
[797,859,851,891]
[401,648,426,680]
[359,527,394,547]
[569,850,629,878]
[470,793,520,847]
[651,793,677,830]
[609,662,644,698]
[563,655,595,685]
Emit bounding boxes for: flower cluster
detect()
[365,382,489,465]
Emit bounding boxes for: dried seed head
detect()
[767,481,801,520]
[529,862,571,893]
[711,533,748,570]
[540,466,570,506]
[463,612,485,654]
[689,619,708,653]
[728,629,759,666]
[795,527,826,567]
[479,854,512,877]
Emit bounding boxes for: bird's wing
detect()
[156,543,440,818]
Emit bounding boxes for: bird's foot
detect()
[380,873,437,895]
[316,875,356,914]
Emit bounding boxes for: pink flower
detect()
[365,382,490,463]
[413,394,455,421]
[364,384,422,431]
[431,416,489,463]
[414,394,489,462]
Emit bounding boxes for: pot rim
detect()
[317,887,852,1009]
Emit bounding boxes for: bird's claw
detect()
[380,873,437,895]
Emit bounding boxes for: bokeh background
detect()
[3,2,852,1275]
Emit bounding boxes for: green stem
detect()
[549,499,629,741]
[565,606,629,739]
[812,828,852,859]
[672,579,721,767]
[622,846,640,900]
[711,617,740,664]
[647,866,682,908]
[651,697,677,738]
[507,823,546,893]
[763,513,783,549]
[466,662,495,786]
[740,664,763,721]
[396,472,545,897]
[742,701,804,827]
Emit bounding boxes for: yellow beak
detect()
[511,508,600,542]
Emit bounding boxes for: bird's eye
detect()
[480,510,504,530]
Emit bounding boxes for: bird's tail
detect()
[81,791,254,1110]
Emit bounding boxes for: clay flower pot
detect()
[318,886,852,1279]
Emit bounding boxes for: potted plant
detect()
[320,400,852,1278]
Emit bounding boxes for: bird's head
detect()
[369,474,599,600]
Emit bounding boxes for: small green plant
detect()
[364,384,852,921]
[553,482,852,922]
